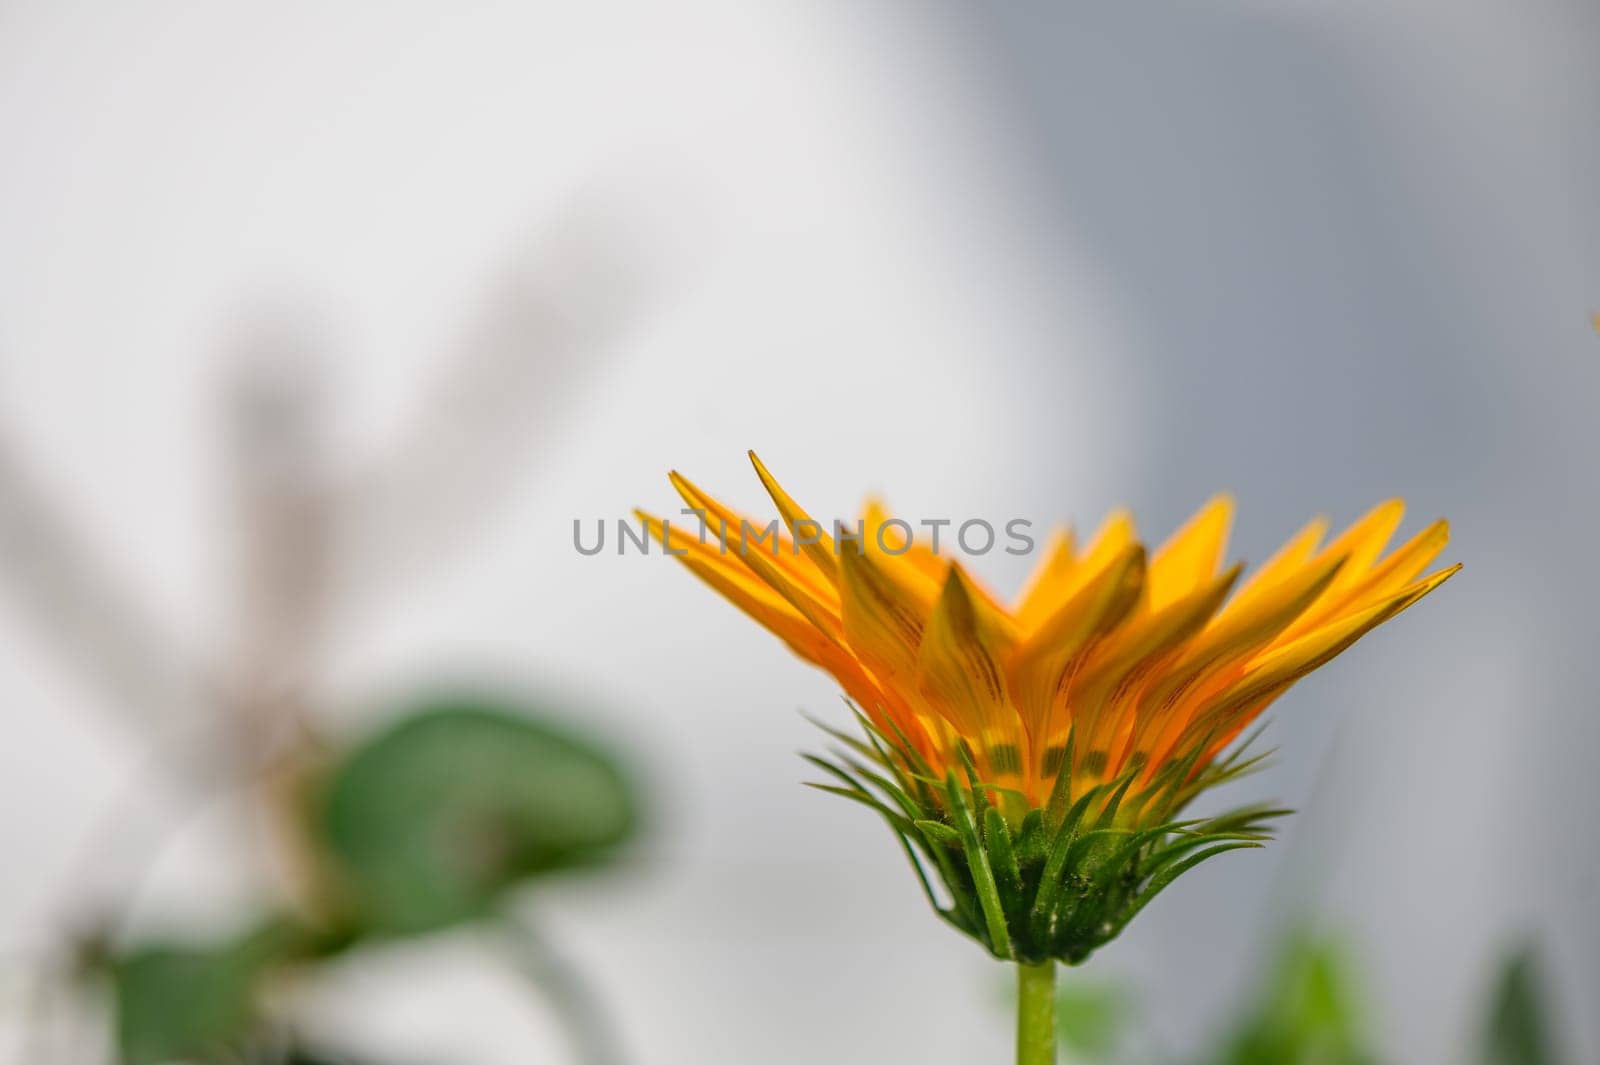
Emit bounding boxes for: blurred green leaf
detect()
[997,967,1129,1060]
[1055,977,1128,1058]
[1482,946,1563,1065]
[318,697,638,936]
[1212,932,1379,1065]
[112,921,297,1065]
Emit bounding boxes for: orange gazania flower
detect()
[641,452,1457,813]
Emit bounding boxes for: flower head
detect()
[640,452,1456,963]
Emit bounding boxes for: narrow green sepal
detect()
[802,712,1286,966]
[945,769,1015,959]
[984,805,1024,917]
[915,819,962,849]
[1014,809,1047,867]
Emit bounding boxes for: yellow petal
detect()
[1196,555,1348,664]
[637,509,824,659]
[647,465,1459,806]
[1223,516,1328,613]
[1006,544,1145,745]
[916,566,1019,761]
[837,540,931,686]
[1073,562,1243,719]
[1275,504,1425,643]
[747,450,839,588]
[1313,500,1405,590]
[642,506,936,755]
[1013,528,1077,632]
[1132,550,1344,757]
[859,498,948,600]
[1199,562,1461,735]
[1320,518,1451,620]
[1147,495,1234,613]
[1018,510,1136,632]
[666,481,846,650]
[669,470,840,608]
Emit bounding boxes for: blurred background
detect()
[1,1,1596,1063]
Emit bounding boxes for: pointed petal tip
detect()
[667,469,709,507]
[1402,561,1462,602]
[1348,498,1407,531]
[746,449,784,494]
[632,509,668,546]
[859,492,891,518]
[944,559,980,592]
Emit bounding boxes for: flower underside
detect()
[642,452,1456,962]
[808,707,1283,963]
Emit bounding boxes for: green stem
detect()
[499,914,629,1065]
[1017,960,1057,1065]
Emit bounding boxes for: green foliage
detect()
[318,697,639,936]
[110,921,301,1065]
[102,693,641,1063]
[804,708,1283,964]
[997,925,1577,1065]
[1481,946,1564,1065]
[1212,933,1379,1065]
[1054,978,1129,1059]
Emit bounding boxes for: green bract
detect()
[807,708,1286,965]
